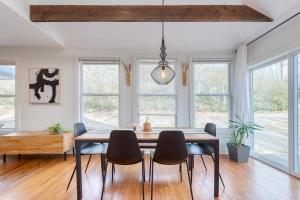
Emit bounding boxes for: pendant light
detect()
[151,0,176,85]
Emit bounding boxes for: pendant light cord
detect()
[162,0,164,39]
[160,0,166,67]
[162,22,164,39]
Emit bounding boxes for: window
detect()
[0,63,15,129]
[192,61,230,128]
[137,59,176,128]
[252,59,288,167]
[296,54,300,173]
[80,59,120,129]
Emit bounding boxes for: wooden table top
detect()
[76,131,219,142]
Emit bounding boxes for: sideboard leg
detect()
[18,154,21,160]
[64,152,67,161]
[3,154,6,163]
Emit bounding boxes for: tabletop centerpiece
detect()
[143,116,152,132]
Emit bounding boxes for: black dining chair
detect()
[101,130,145,200]
[187,123,225,187]
[66,123,107,190]
[150,131,193,200]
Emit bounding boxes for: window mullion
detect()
[82,93,119,96]
[0,95,15,97]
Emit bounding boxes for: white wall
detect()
[0,47,76,131]
[248,14,300,67]
[0,47,233,153]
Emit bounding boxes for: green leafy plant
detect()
[47,123,65,135]
[229,115,263,147]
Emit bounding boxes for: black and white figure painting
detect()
[29,68,60,104]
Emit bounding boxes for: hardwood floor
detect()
[0,154,300,200]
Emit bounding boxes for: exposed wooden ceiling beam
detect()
[30,5,272,22]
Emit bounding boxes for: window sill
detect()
[0,129,15,135]
[86,127,231,133]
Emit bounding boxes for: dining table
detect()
[74,130,220,199]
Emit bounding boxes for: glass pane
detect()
[195,96,229,128]
[139,96,175,115]
[253,59,288,167]
[0,65,15,95]
[194,63,228,94]
[139,61,175,95]
[82,63,119,94]
[0,97,15,129]
[139,115,175,128]
[82,96,119,129]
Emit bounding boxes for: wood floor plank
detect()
[0,155,300,200]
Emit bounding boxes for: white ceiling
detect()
[0,2,61,47]
[0,0,300,52]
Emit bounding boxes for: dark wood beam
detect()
[30,5,272,22]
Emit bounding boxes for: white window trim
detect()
[189,59,232,129]
[134,58,178,128]
[0,61,16,132]
[79,58,121,130]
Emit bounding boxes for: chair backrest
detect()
[106,130,143,165]
[74,123,87,137]
[153,131,188,164]
[204,123,216,136]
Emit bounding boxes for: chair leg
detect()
[85,155,92,173]
[72,147,75,155]
[111,163,114,183]
[179,163,183,182]
[185,160,194,200]
[100,154,105,181]
[150,161,154,200]
[210,155,225,187]
[149,156,152,182]
[188,154,193,183]
[191,154,194,169]
[142,159,145,200]
[219,173,225,188]
[200,155,207,171]
[66,166,76,191]
[101,161,108,200]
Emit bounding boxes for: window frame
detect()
[0,62,16,131]
[250,56,290,170]
[135,58,178,128]
[249,52,300,178]
[189,59,232,129]
[79,58,121,129]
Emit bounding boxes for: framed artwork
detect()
[29,68,60,104]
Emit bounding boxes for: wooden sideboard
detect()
[0,132,74,162]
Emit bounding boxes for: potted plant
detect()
[143,116,152,132]
[227,115,262,162]
[47,123,66,135]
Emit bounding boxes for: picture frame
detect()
[29,68,60,104]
